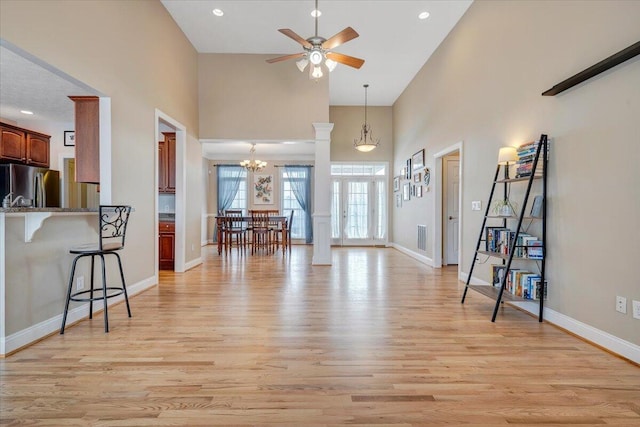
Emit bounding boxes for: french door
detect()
[331,177,387,246]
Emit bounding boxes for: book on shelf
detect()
[530,277,548,300]
[529,195,544,218]
[485,227,508,252]
[527,240,543,259]
[492,264,507,288]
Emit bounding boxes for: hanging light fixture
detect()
[240,144,267,172]
[354,84,380,152]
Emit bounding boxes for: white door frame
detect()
[155,109,187,273]
[432,141,463,272]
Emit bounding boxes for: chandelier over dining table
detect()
[240,144,267,172]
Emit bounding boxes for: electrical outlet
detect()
[616,296,627,314]
[632,300,640,320]
[471,201,482,211]
[76,276,85,291]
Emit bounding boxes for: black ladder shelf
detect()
[461,134,548,322]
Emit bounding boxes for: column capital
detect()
[312,123,334,141]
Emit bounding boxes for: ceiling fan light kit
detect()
[266,0,365,79]
[354,84,380,153]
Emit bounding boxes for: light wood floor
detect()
[1,246,639,426]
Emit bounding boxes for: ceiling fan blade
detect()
[321,27,359,50]
[278,29,313,49]
[326,52,365,69]
[266,52,306,64]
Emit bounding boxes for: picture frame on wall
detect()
[403,182,411,201]
[396,193,402,208]
[413,172,421,183]
[393,176,401,192]
[253,174,274,204]
[405,159,411,179]
[64,131,75,146]
[416,185,423,198]
[412,149,425,171]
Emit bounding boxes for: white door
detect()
[445,158,460,264]
[331,178,386,246]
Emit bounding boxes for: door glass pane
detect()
[331,180,341,239]
[345,181,369,239]
[376,180,386,239]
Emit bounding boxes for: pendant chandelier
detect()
[354,84,379,152]
[240,144,267,172]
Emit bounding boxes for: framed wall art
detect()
[413,172,421,183]
[412,149,425,171]
[253,174,273,204]
[403,182,411,201]
[393,176,401,192]
[64,131,75,146]
[405,159,412,179]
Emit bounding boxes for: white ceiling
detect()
[0,2,472,160]
[161,0,472,106]
[0,44,98,123]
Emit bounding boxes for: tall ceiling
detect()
[161,0,472,106]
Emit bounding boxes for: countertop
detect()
[0,207,98,213]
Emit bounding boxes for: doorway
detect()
[442,153,460,265]
[330,163,387,246]
[433,142,464,270]
[155,109,187,273]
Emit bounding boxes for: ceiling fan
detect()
[266,0,365,77]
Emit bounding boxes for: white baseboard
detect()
[184,257,202,272]
[459,271,490,286]
[391,243,434,267]
[1,275,157,356]
[462,273,640,365]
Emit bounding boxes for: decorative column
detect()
[312,123,334,265]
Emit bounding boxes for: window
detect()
[217,166,247,213]
[281,167,312,241]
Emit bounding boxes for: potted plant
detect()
[492,199,518,217]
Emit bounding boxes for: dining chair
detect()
[273,210,293,254]
[250,210,272,254]
[223,210,247,253]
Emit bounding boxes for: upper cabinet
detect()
[69,96,100,184]
[0,122,50,168]
[158,132,176,193]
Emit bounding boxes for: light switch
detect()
[471,201,482,211]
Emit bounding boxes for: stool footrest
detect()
[69,287,125,303]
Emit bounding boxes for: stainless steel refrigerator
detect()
[0,164,60,208]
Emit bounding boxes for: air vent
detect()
[417,225,427,251]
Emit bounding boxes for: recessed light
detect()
[20,110,34,115]
[311,9,321,18]
[212,8,224,17]
[418,11,430,20]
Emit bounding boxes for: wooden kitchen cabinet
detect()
[69,96,100,184]
[0,122,50,167]
[158,132,175,193]
[159,221,175,270]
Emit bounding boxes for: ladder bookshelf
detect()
[461,134,548,322]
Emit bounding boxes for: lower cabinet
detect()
[159,221,175,270]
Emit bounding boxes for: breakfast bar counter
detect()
[0,208,100,355]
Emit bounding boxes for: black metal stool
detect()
[60,205,132,334]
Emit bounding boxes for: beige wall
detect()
[330,106,393,162]
[393,0,640,344]
[199,54,329,141]
[1,0,200,288]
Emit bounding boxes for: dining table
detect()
[215,215,288,255]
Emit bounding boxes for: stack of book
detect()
[491,264,547,300]
[485,227,543,258]
[516,140,545,178]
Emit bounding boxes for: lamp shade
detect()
[497,147,518,164]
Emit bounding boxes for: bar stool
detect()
[60,205,132,334]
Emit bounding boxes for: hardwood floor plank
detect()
[1,247,639,426]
